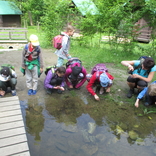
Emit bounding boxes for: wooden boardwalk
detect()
[0,96,30,156]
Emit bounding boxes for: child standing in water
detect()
[55,25,75,67]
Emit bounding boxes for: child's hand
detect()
[135,99,140,108]
[67,54,71,59]
[57,86,64,91]
[69,85,73,89]
[60,87,65,91]
[94,94,100,101]
[135,102,139,108]
[53,86,58,89]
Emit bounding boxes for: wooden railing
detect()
[0,27,28,43]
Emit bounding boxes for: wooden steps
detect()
[0,96,30,156]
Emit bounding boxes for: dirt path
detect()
[0,48,128,102]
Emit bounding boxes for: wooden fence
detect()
[0,27,28,43]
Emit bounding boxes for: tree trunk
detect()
[28,11,33,26]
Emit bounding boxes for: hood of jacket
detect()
[61,32,69,38]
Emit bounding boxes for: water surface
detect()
[20,91,156,156]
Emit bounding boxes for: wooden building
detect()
[0,1,22,27]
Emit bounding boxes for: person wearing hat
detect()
[21,34,44,95]
[65,65,87,89]
[135,81,156,108]
[0,66,17,96]
[86,71,114,101]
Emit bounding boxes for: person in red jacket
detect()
[86,71,114,101]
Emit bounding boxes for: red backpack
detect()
[53,34,64,49]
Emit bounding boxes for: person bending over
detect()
[44,66,66,94]
[135,81,156,107]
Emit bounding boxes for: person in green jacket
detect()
[21,34,43,95]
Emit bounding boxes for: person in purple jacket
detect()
[65,64,87,90]
[44,66,66,94]
[135,81,156,107]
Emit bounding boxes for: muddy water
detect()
[19,89,156,156]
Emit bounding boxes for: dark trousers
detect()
[0,78,17,91]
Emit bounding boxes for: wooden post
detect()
[9,32,11,40]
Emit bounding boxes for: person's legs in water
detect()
[126,76,137,98]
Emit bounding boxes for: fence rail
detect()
[0,27,28,43]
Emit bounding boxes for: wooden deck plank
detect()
[0,109,21,118]
[0,96,30,156]
[0,142,29,156]
[0,120,24,131]
[0,134,27,147]
[0,127,26,139]
[0,115,23,124]
[12,151,30,156]
[0,104,21,112]
[0,100,19,107]
[0,96,19,102]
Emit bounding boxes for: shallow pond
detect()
[20,90,156,156]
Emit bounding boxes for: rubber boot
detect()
[127,88,134,98]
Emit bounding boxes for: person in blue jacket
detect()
[135,81,156,107]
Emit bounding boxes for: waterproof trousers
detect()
[25,65,38,90]
[0,78,17,91]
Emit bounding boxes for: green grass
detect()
[27,26,156,82]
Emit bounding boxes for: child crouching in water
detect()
[135,81,156,107]
[44,66,66,94]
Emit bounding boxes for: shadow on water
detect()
[20,90,156,156]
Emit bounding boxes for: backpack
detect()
[53,35,64,49]
[45,65,56,75]
[25,44,40,53]
[91,63,108,75]
[0,64,15,78]
[1,64,15,71]
[66,57,82,68]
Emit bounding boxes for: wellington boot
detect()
[127,89,134,98]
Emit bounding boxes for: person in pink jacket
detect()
[65,63,87,89]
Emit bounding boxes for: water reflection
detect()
[45,96,84,124]
[20,92,156,156]
[25,98,44,141]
